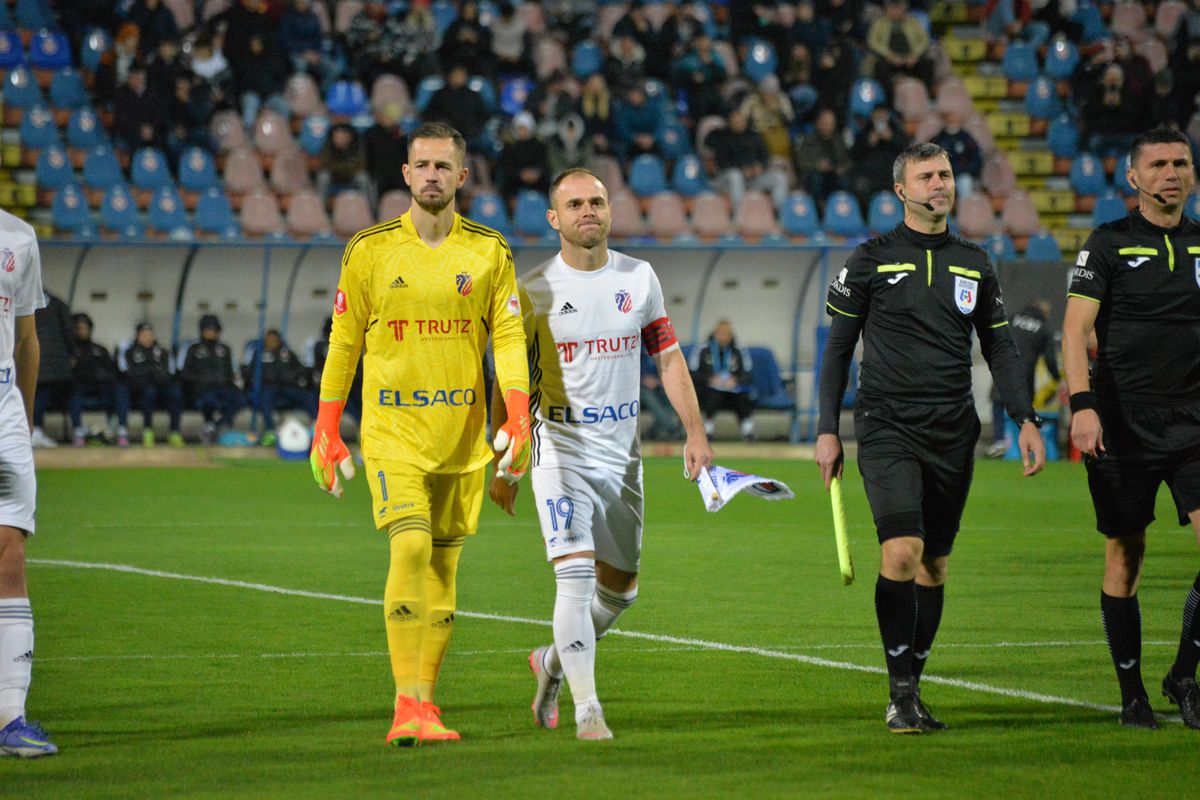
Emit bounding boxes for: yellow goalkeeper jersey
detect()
[323,211,528,473]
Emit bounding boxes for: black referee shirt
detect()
[1068,210,1200,405]
[824,223,1022,406]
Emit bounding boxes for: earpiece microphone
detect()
[1130,179,1167,205]
[900,191,935,211]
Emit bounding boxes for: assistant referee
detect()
[815,142,1046,734]
[1063,126,1200,731]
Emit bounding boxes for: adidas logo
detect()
[13,650,32,663]
[390,275,408,289]
[558,302,578,315]
[561,640,588,654]
[387,604,417,623]
[432,614,455,629]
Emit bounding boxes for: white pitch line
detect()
[28,558,1132,715]
[36,646,710,665]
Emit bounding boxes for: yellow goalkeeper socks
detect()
[419,537,464,702]
[385,517,432,700]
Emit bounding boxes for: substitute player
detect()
[1063,126,1200,730]
[309,122,531,747]
[815,142,1045,733]
[489,169,713,740]
[0,209,56,757]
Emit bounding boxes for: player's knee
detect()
[554,557,596,602]
[0,530,26,585]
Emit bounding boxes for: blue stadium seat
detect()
[48,68,87,110]
[1069,153,1108,196]
[1043,37,1079,81]
[324,80,367,117]
[0,31,23,70]
[570,40,603,79]
[4,66,44,110]
[1092,191,1128,226]
[196,188,239,238]
[178,147,218,192]
[1112,155,1135,196]
[656,120,692,161]
[671,155,709,197]
[822,191,866,238]
[743,38,779,84]
[1024,232,1062,260]
[414,76,445,112]
[499,76,534,117]
[100,184,142,237]
[299,114,330,156]
[1002,40,1039,82]
[147,186,188,236]
[130,147,173,191]
[745,347,793,410]
[779,191,819,237]
[35,145,73,189]
[431,0,458,35]
[628,154,668,197]
[468,75,498,114]
[19,104,59,149]
[867,191,903,232]
[466,191,511,234]
[1047,115,1079,158]
[67,107,105,150]
[79,28,110,72]
[16,0,57,31]
[27,30,71,71]
[1187,193,1200,222]
[848,78,886,120]
[1024,77,1061,119]
[983,232,1017,262]
[82,145,122,192]
[1072,0,1107,44]
[51,184,94,236]
[514,190,553,238]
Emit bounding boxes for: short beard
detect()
[414,192,453,215]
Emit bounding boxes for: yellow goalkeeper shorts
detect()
[365,459,486,535]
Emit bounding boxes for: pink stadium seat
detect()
[370,74,412,117]
[981,153,1017,199]
[595,5,626,41]
[694,115,727,161]
[284,73,324,120]
[377,190,411,222]
[690,192,732,239]
[253,109,295,160]
[269,146,312,198]
[1156,0,1188,38]
[163,0,194,30]
[286,189,332,238]
[313,0,332,33]
[1000,190,1040,237]
[955,193,996,239]
[210,109,248,153]
[202,0,232,22]
[609,188,646,238]
[1110,1,1147,39]
[223,147,267,197]
[1134,38,1168,75]
[736,190,780,239]
[935,79,972,118]
[894,78,931,122]
[913,111,944,143]
[240,189,284,236]
[533,36,568,80]
[518,2,546,35]
[592,155,625,193]
[773,3,796,27]
[963,112,996,156]
[335,1,365,34]
[647,193,689,240]
[332,190,374,237]
[462,153,494,195]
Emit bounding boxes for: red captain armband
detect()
[641,317,678,355]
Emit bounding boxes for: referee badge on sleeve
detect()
[954,276,977,314]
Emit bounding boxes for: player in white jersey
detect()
[490,169,713,739]
[0,210,56,757]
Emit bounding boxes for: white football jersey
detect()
[521,249,678,470]
[0,211,44,402]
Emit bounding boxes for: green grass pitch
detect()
[5,456,1198,798]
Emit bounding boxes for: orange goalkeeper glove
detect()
[493,388,532,485]
[310,398,355,498]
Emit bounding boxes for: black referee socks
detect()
[1101,591,1147,705]
[876,575,917,693]
[1170,572,1200,681]
[913,583,945,684]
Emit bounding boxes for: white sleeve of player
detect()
[15,235,44,316]
[643,265,669,325]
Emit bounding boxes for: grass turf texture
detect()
[6,457,1198,798]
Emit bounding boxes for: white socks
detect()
[552,560,598,719]
[0,599,33,727]
[592,584,638,639]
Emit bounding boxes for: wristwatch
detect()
[1016,412,1043,429]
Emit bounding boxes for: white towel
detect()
[694,464,795,512]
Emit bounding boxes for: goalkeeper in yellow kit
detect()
[309,122,531,747]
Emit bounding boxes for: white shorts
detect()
[0,397,35,534]
[531,460,643,572]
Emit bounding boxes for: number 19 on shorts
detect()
[544,497,574,531]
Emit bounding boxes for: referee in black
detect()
[815,142,1046,733]
[1062,126,1200,730]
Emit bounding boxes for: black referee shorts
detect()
[853,398,981,558]
[1085,401,1200,536]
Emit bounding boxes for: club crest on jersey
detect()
[954,276,977,314]
[334,288,347,315]
[0,248,14,273]
[455,272,473,297]
[614,290,633,314]
[507,293,520,316]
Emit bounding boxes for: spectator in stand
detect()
[661,1,704,63]
[1171,0,1200,63]
[347,1,403,87]
[931,109,982,197]
[394,0,443,91]
[689,320,756,442]
[530,70,576,133]
[547,113,595,176]
[424,64,490,148]
[218,0,278,87]
[94,23,142,107]
[235,33,289,129]
[605,35,649,96]
[491,2,532,77]
[1080,64,1147,157]
[32,291,73,448]
[69,313,131,447]
[542,0,595,48]
[614,0,669,79]
[824,0,867,40]
[242,329,316,445]
[120,322,184,447]
[733,3,789,67]
[813,36,858,121]
[166,74,218,167]
[793,107,851,207]
[113,64,165,154]
[127,0,181,60]
[189,35,235,112]
[673,33,727,121]
[280,0,340,91]
[316,123,375,207]
[1149,69,1188,130]
[578,72,613,155]
[780,42,820,122]
[365,104,408,200]
[705,108,790,213]
[850,104,910,207]
[440,1,493,79]
[611,84,663,161]
[739,75,796,163]
[1112,35,1154,104]
[147,38,186,101]
[496,111,552,202]
[789,1,832,61]
[1170,36,1200,124]
[867,0,935,93]
[181,314,241,445]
